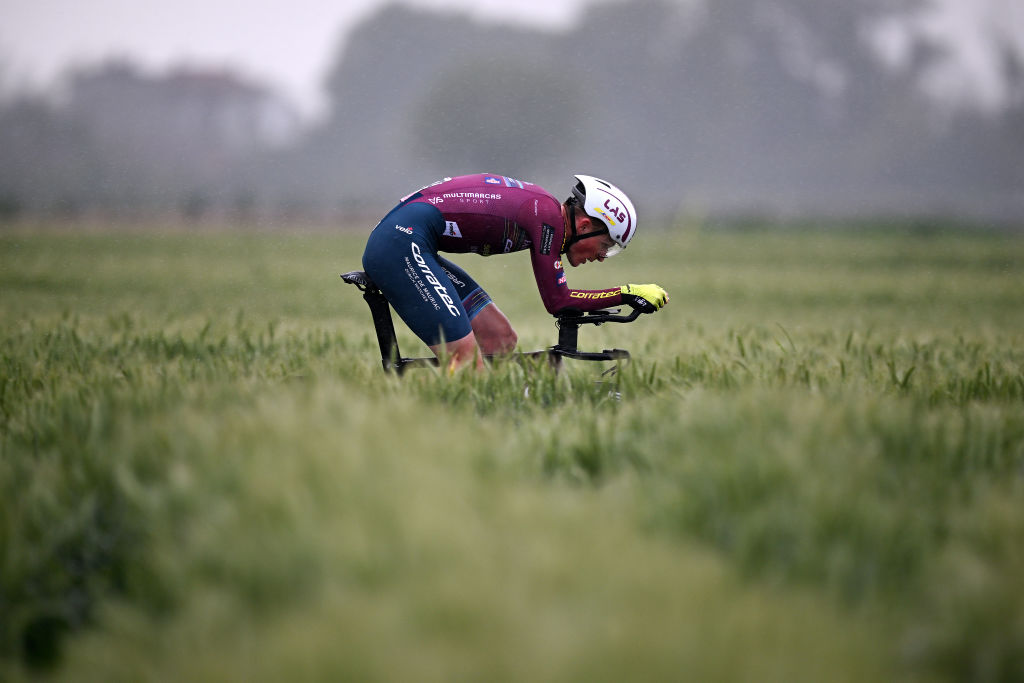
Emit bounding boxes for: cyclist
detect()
[361,173,669,370]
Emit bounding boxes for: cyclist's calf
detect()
[471,304,518,355]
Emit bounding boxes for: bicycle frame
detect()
[341,270,637,374]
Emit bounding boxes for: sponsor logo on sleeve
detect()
[554,260,566,286]
[395,224,413,234]
[443,221,462,238]
[484,176,502,185]
[570,290,618,300]
[540,223,555,255]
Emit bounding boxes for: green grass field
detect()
[2,223,1023,681]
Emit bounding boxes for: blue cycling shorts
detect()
[361,201,492,346]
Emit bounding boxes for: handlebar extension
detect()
[555,307,642,326]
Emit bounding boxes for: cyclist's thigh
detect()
[435,256,493,320]
[362,203,471,346]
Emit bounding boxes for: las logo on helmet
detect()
[603,200,627,225]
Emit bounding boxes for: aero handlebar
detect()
[555,308,642,326]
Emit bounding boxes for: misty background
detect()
[1,0,1022,226]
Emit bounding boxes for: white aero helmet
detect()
[571,174,637,257]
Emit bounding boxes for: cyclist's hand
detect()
[620,284,669,313]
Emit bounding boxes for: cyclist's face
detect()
[567,222,616,267]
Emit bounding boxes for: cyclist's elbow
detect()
[542,297,569,315]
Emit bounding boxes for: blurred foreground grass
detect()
[1,224,1023,681]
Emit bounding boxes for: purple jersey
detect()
[404,174,622,314]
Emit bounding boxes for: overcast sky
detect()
[2,0,1022,117]
[0,0,591,114]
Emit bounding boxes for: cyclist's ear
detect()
[577,216,603,235]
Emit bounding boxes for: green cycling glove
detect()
[620,284,669,313]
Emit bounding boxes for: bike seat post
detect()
[360,289,399,372]
[338,272,402,372]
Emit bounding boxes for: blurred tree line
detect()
[1,0,1022,225]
